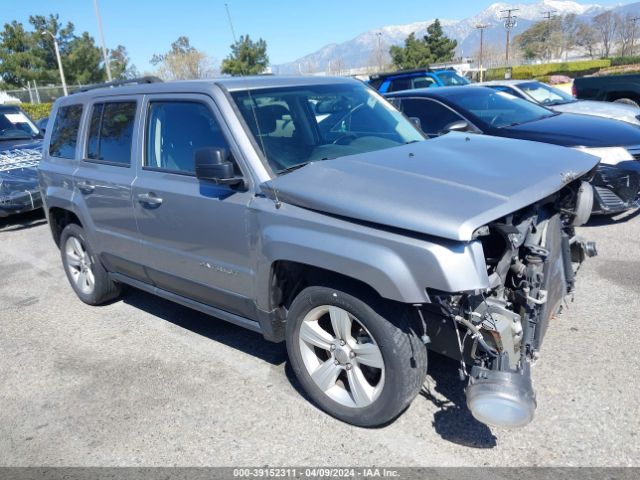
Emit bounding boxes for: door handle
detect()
[77,181,95,194]
[137,192,163,209]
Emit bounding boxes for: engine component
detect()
[466,365,536,428]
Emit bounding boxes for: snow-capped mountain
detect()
[275,0,632,73]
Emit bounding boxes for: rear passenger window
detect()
[86,102,136,165]
[49,105,83,159]
[145,101,230,174]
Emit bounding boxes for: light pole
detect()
[476,24,489,82]
[93,0,112,81]
[376,32,383,72]
[500,8,518,64]
[41,30,68,96]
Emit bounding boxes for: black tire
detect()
[286,286,427,427]
[59,223,121,305]
[613,98,640,108]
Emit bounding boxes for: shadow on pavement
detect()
[0,209,46,232]
[419,353,497,449]
[120,287,287,367]
[583,208,640,227]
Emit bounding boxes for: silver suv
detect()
[39,76,598,429]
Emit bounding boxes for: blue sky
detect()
[1,0,628,71]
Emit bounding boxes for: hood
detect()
[264,133,599,242]
[551,100,640,126]
[497,112,640,147]
[0,138,43,152]
[0,145,42,196]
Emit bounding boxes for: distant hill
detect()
[275,0,640,74]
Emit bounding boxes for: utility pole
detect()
[93,0,112,82]
[376,32,383,72]
[476,24,489,82]
[500,8,519,64]
[542,10,557,61]
[41,30,68,96]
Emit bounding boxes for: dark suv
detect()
[39,76,598,429]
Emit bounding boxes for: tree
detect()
[515,17,565,61]
[424,20,457,63]
[575,21,598,58]
[109,45,138,79]
[0,13,132,88]
[592,11,619,58]
[389,20,456,70]
[221,35,269,76]
[151,36,214,80]
[617,14,637,57]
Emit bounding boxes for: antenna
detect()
[224,3,238,44]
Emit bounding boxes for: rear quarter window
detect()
[49,105,83,159]
[86,101,137,165]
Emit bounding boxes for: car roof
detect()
[385,85,494,99]
[477,80,531,87]
[55,75,360,105]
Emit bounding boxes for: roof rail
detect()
[369,68,433,81]
[72,76,163,94]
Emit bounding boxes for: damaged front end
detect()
[426,180,597,428]
[0,148,42,218]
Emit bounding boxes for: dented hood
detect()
[264,133,599,242]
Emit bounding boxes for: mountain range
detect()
[275,0,640,74]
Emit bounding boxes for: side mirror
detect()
[195,148,243,187]
[443,120,469,133]
[409,117,423,131]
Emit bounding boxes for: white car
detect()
[478,80,640,126]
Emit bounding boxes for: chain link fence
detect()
[0,82,91,104]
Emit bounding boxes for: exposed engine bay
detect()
[424,179,597,428]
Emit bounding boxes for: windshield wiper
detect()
[278,161,313,175]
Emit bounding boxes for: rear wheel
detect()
[286,286,427,427]
[60,224,121,305]
[613,98,640,108]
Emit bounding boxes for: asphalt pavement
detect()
[0,209,638,466]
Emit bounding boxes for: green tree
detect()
[0,13,132,88]
[221,35,269,76]
[109,45,138,79]
[389,20,457,70]
[424,20,457,63]
[390,33,432,69]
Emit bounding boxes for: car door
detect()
[73,97,144,281]
[131,94,255,318]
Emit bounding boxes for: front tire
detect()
[286,286,427,427]
[59,223,121,305]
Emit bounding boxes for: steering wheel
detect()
[332,132,359,145]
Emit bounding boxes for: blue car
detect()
[368,68,470,93]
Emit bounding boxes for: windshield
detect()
[519,82,576,106]
[0,107,40,141]
[435,71,471,86]
[451,88,557,128]
[231,82,425,174]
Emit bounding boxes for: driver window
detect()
[400,98,464,136]
[145,101,231,174]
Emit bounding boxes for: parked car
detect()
[0,104,43,218]
[479,79,640,126]
[39,76,598,429]
[573,73,640,108]
[368,68,470,93]
[387,86,640,214]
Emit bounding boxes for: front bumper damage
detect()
[423,182,597,428]
[0,148,42,218]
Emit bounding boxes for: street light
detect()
[41,30,68,96]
